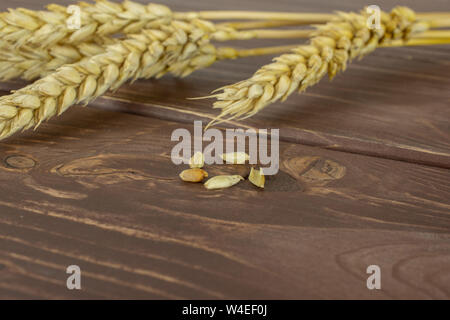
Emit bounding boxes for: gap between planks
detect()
[0,86,449,170]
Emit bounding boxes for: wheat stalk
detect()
[175,10,450,23]
[228,36,450,59]
[0,0,173,80]
[206,7,431,126]
[0,18,228,140]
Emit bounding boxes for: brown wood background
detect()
[0,0,449,299]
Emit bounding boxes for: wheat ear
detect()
[0,0,173,80]
[206,7,430,126]
[0,19,225,140]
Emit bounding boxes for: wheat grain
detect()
[207,7,430,125]
[0,0,173,80]
[220,152,249,164]
[0,19,222,140]
[204,175,244,190]
[180,168,208,182]
[189,151,205,168]
[248,167,265,188]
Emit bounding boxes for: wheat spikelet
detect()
[0,0,173,46]
[0,18,224,140]
[0,36,119,80]
[0,0,173,80]
[208,7,430,125]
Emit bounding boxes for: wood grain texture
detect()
[0,107,449,299]
[0,0,449,299]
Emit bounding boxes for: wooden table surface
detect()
[0,0,449,299]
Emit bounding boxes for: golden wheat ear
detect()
[208,6,436,124]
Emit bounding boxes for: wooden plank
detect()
[0,0,449,168]
[0,106,449,299]
[1,0,450,300]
